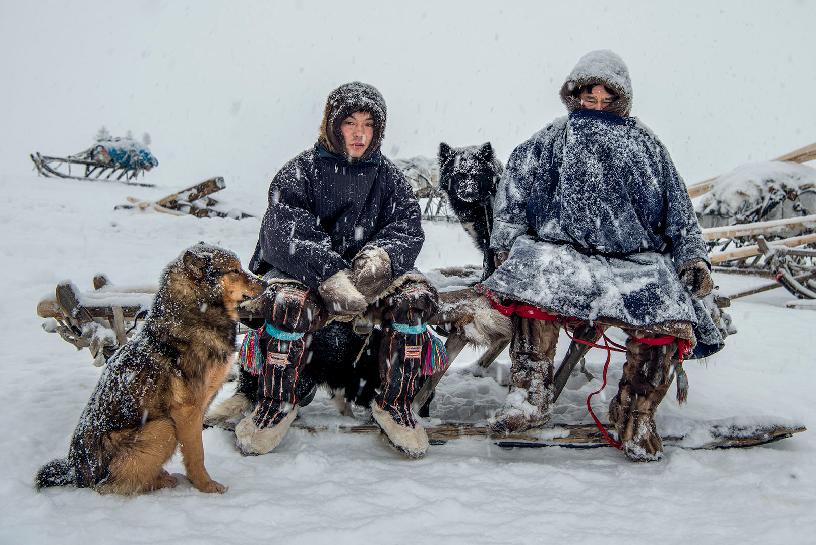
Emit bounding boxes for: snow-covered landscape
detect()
[2,1,816,544]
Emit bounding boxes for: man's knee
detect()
[259,281,325,333]
[383,279,438,324]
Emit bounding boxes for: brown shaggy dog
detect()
[35,244,265,495]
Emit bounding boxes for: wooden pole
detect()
[709,233,816,264]
[155,176,225,208]
[702,214,816,241]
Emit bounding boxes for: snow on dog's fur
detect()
[438,142,503,278]
[35,244,264,495]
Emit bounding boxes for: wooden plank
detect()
[37,300,144,319]
[36,299,63,319]
[552,324,604,401]
[92,274,110,290]
[709,233,816,264]
[155,177,225,208]
[687,177,720,199]
[774,142,816,164]
[111,306,127,345]
[702,214,816,241]
[55,281,94,324]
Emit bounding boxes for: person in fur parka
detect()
[481,50,724,462]
[216,82,439,459]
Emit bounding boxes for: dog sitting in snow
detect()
[35,244,264,495]
[438,142,503,279]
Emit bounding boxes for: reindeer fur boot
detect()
[608,333,679,462]
[489,316,559,434]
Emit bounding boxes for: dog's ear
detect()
[438,142,453,164]
[183,249,210,280]
[478,142,494,160]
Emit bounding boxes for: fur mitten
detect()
[318,269,368,316]
[351,246,393,299]
[678,259,714,298]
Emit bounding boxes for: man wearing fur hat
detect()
[482,50,724,462]
[221,82,438,458]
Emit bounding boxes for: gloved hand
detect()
[260,282,324,332]
[678,259,714,299]
[494,251,509,268]
[318,269,368,317]
[351,246,392,299]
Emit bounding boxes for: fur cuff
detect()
[235,408,298,455]
[370,402,429,459]
[204,392,252,430]
[678,259,714,299]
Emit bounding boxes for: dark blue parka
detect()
[484,50,724,356]
[249,83,424,290]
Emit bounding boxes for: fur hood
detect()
[318,81,386,162]
[559,49,633,117]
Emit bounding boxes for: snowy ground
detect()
[1,173,815,544]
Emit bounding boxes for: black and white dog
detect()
[438,142,503,279]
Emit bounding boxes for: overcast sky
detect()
[2,0,814,194]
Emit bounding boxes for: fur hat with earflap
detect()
[559,49,633,117]
[318,81,387,162]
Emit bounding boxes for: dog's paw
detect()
[153,472,179,490]
[196,479,227,494]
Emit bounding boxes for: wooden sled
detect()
[114,176,254,220]
[706,220,816,300]
[289,420,806,451]
[30,145,157,187]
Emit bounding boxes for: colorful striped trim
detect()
[421,331,448,376]
[238,327,265,376]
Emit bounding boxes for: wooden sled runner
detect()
[289,420,806,451]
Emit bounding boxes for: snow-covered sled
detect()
[30,131,158,187]
[693,144,816,300]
